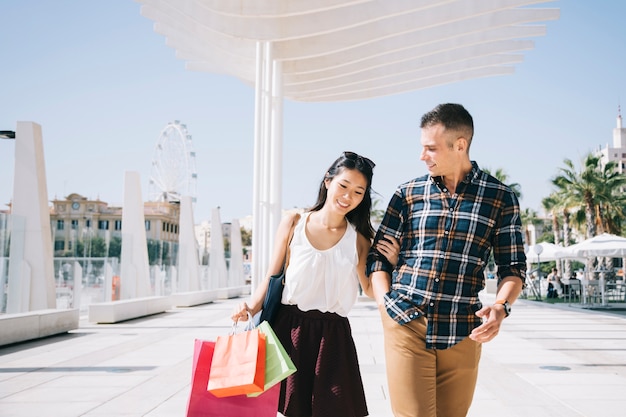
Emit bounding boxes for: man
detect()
[367,103,526,417]
[547,267,562,298]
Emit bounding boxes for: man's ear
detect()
[456,137,468,152]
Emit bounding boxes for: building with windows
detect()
[50,193,180,257]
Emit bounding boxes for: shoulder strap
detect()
[284,213,301,271]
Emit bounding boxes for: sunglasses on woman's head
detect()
[342,151,375,170]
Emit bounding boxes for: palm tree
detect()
[551,154,626,277]
[520,207,541,247]
[587,159,626,274]
[542,191,577,278]
[552,154,603,239]
[542,194,561,245]
[593,160,626,235]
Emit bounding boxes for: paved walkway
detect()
[1,293,626,416]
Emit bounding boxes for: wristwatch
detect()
[494,299,511,317]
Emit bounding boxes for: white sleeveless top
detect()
[281,212,361,317]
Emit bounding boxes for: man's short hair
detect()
[420,103,474,141]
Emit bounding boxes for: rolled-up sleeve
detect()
[367,188,405,277]
[493,191,527,285]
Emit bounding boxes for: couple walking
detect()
[233,103,527,417]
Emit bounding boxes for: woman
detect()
[232,151,399,417]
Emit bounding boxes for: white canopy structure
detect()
[136,0,560,285]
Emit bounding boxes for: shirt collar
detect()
[465,161,481,184]
[430,161,481,186]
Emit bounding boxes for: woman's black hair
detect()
[308,151,375,240]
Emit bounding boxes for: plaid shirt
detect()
[367,162,526,349]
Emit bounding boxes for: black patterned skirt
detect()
[273,304,368,417]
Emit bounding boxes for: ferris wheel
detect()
[148,120,198,204]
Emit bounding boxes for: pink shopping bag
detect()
[186,339,280,417]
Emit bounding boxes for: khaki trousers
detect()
[380,310,481,417]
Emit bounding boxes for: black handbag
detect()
[258,269,284,325]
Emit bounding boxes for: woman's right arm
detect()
[231,212,300,321]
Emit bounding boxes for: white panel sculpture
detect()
[209,207,228,288]
[177,196,200,291]
[120,171,151,299]
[228,219,245,287]
[6,122,56,313]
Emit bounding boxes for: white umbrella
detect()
[558,233,626,258]
[526,242,565,262]
[556,233,626,306]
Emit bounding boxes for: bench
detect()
[0,309,79,346]
[217,285,251,300]
[171,290,220,307]
[88,296,171,324]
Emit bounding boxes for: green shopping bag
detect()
[247,320,297,397]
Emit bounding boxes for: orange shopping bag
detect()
[207,320,266,398]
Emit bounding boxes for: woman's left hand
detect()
[376,235,400,267]
[231,302,251,322]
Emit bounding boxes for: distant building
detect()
[194,220,246,264]
[598,108,626,176]
[49,193,180,256]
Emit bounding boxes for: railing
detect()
[0,211,252,315]
[2,258,252,315]
[561,277,625,307]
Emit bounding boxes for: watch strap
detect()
[494,299,510,317]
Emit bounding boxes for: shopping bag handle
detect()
[231,311,255,334]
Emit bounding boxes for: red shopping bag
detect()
[186,339,280,417]
[207,327,266,397]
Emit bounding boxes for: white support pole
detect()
[251,41,264,291]
[251,41,283,290]
[269,59,283,253]
[260,41,274,281]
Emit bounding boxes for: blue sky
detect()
[1,1,625,224]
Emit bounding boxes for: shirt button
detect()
[449,208,453,211]
[444,230,449,234]
[429,302,434,307]
[435,278,440,282]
